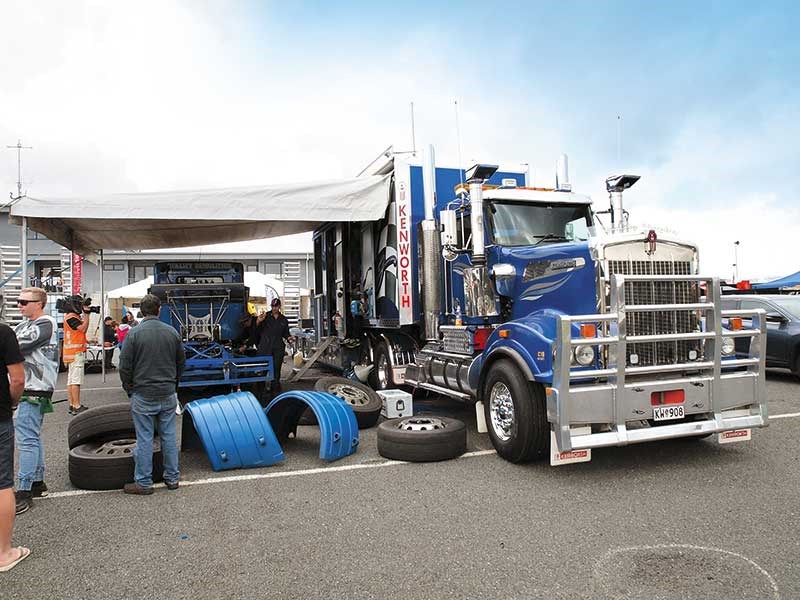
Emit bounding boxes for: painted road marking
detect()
[44,449,498,499]
[42,412,800,500]
[594,543,780,599]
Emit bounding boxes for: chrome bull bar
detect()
[549,275,768,452]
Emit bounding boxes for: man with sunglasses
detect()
[12,288,58,515]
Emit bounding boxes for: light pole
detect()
[733,241,740,282]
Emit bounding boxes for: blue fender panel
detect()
[184,391,285,471]
[265,391,359,462]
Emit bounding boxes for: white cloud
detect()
[0,2,794,281]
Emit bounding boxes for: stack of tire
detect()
[302,376,468,462]
[68,403,164,490]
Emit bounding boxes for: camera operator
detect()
[63,296,90,415]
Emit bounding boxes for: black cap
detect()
[271,298,281,307]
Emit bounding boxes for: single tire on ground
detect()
[68,403,136,449]
[377,416,466,462]
[68,437,164,490]
[310,376,383,429]
[483,360,549,463]
[369,342,393,391]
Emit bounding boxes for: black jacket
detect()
[254,312,290,355]
[118,317,185,397]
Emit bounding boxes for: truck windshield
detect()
[488,201,592,246]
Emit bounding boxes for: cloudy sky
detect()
[1,1,797,279]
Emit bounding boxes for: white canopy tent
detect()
[8,173,390,379]
[105,272,286,307]
[8,175,390,256]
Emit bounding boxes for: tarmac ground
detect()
[2,361,799,600]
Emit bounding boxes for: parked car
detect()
[721,294,800,377]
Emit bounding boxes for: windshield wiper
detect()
[533,234,569,246]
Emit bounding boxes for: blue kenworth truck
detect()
[303,146,768,465]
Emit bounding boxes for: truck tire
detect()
[68,437,164,490]
[68,403,135,449]
[377,416,466,462]
[483,360,549,463]
[313,377,382,429]
[370,342,393,391]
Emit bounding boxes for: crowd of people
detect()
[0,290,293,571]
[0,290,183,570]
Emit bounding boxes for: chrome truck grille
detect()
[607,260,700,367]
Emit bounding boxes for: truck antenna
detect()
[455,100,464,187]
[616,115,621,166]
[410,102,417,157]
[6,139,32,201]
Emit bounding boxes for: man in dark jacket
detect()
[118,294,185,495]
[102,317,117,370]
[254,298,293,392]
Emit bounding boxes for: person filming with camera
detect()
[62,296,91,415]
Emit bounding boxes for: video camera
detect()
[55,295,100,314]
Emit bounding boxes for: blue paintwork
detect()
[184,391,285,471]
[407,166,526,323]
[489,242,596,320]
[265,391,360,462]
[148,261,274,389]
[180,343,273,388]
[470,309,585,386]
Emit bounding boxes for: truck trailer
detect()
[301,146,768,464]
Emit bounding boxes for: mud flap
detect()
[183,391,285,471]
[265,391,360,462]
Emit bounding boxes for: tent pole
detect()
[20,217,28,291]
[100,249,105,383]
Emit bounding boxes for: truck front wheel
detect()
[483,360,549,463]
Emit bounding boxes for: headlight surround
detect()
[721,336,735,356]
[574,344,595,366]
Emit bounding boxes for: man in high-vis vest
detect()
[63,297,90,415]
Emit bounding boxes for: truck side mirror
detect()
[440,210,458,247]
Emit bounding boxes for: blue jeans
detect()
[131,392,180,488]
[15,401,45,491]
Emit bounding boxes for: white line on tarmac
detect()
[770,411,800,420]
[39,411,800,500]
[43,449,498,500]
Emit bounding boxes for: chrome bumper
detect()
[549,275,768,452]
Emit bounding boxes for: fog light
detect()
[688,349,698,360]
[721,337,735,356]
[630,353,639,365]
[574,345,595,366]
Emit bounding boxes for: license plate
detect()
[653,405,685,421]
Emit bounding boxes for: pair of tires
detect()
[68,403,164,490]
[300,377,383,429]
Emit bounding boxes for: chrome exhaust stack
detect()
[420,145,442,341]
[605,174,640,230]
[463,163,499,319]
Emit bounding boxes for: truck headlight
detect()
[574,345,595,366]
[721,336,735,356]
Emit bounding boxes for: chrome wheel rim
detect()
[489,382,514,441]
[396,417,447,431]
[377,353,390,388]
[327,383,371,407]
